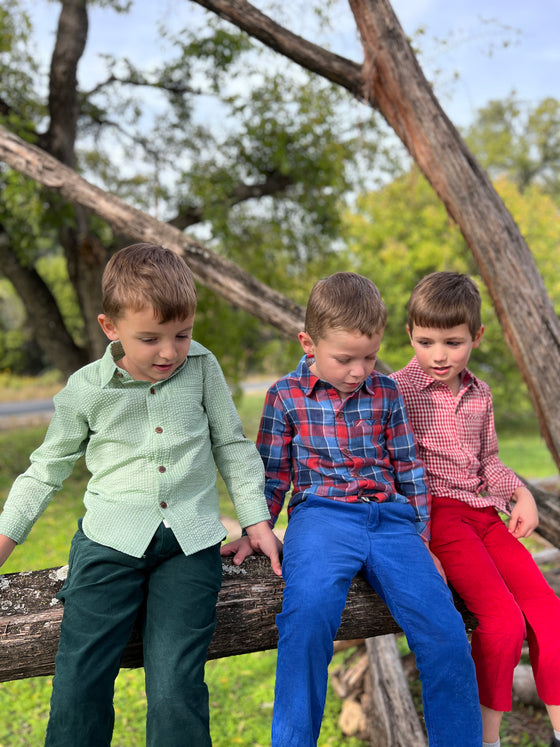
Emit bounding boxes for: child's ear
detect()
[298,331,315,356]
[406,324,414,345]
[472,325,485,349]
[98,314,119,341]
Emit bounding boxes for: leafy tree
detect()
[344,166,560,423]
[0,0,381,379]
[464,94,560,200]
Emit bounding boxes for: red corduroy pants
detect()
[430,497,560,711]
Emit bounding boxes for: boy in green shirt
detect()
[0,243,281,746]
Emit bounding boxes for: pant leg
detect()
[272,497,368,747]
[142,530,222,747]
[474,512,560,707]
[45,525,146,747]
[361,501,482,747]
[429,500,526,712]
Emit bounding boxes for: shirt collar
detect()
[99,341,189,387]
[296,354,377,397]
[406,356,476,392]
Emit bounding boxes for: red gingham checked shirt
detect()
[391,357,522,514]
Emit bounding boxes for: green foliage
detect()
[344,166,560,421]
[464,94,560,200]
[35,254,85,345]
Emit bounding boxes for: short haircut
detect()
[304,272,387,341]
[407,271,482,339]
[102,243,197,322]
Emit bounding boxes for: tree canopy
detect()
[0,0,387,381]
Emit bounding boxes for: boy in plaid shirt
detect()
[223,272,482,746]
[391,271,560,747]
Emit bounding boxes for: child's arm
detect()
[508,485,539,538]
[0,535,17,568]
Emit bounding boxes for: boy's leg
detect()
[142,531,222,747]
[476,514,560,708]
[430,501,527,712]
[272,497,368,747]
[45,524,147,747]
[361,501,482,747]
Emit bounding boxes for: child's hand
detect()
[245,521,283,576]
[221,522,283,576]
[508,486,539,538]
[220,536,254,563]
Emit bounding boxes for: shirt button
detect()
[155,427,163,434]
[150,387,156,395]
[116,372,123,378]
[160,501,167,509]
[158,466,166,473]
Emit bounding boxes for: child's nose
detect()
[160,341,177,360]
[350,362,368,378]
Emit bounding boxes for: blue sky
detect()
[21,0,559,130]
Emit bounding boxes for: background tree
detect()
[464,95,560,199]
[345,166,560,424]
[0,0,385,381]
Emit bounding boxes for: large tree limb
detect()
[193,0,365,96]
[0,556,476,683]
[191,0,560,470]
[46,0,88,166]
[0,126,305,338]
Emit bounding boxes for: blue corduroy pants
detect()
[272,496,482,747]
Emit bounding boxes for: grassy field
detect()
[0,390,557,746]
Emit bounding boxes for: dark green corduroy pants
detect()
[45,521,222,746]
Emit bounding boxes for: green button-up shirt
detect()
[0,341,270,558]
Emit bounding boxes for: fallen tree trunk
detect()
[0,555,476,683]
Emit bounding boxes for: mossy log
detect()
[0,555,477,683]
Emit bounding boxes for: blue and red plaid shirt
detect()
[257,355,430,540]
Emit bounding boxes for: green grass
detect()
[0,393,557,745]
[497,428,557,479]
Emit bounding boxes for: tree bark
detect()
[0,555,476,683]
[191,0,560,471]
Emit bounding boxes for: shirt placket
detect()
[147,384,172,519]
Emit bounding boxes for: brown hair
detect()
[304,272,387,341]
[101,243,197,322]
[407,271,482,339]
